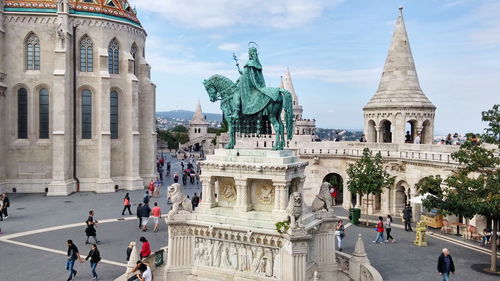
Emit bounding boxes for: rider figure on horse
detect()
[233,43,279,119]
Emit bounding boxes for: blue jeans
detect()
[90,262,98,278]
[66,259,76,279]
[442,272,450,281]
[374,232,384,243]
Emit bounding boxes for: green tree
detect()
[346,148,395,225]
[171,125,188,133]
[417,104,500,273]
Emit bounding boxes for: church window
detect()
[130,43,137,75]
[105,0,116,7]
[18,88,28,139]
[108,39,120,74]
[82,90,92,139]
[26,33,40,70]
[80,36,93,72]
[110,91,119,139]
[39,88,49,139]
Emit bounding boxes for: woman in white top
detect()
[384,215,395,243]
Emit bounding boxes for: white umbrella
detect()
[410,193,434,204]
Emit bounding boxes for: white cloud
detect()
[135,0,342,29]
[218,43,241,52]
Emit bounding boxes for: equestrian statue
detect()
[203,42,294,150]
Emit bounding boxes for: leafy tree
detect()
[418,104,500,273]
[346,148,395,224]
[171,125,188,133]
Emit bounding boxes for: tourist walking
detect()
[141,203,151,231]
[148,180,155,197]
[437,248,455,281]
[384,215,395,243]
[0,194,4,221]
[139,236,151,259]
[151,202,161,232]
[143,190,150,205]
[84,244,101,281]
[2,193,10,219]
[403,205,413,231]
[66,239,83,281]
[85,210,100,244]
[122,193,132,215]
[166,161,171,177]
[136,203,143,229]
[191,193,200,210]
[154,178,161,197]
[173,172,179,183]
[373,216,385,244]
[335,219,345,251]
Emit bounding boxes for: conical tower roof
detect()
[190,100,207,125]
[281,68,299,105]
[364,7,435,110]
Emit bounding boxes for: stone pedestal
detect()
[164,149,340,281]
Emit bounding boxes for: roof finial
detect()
[399,6,404,15]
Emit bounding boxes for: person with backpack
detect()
[122,193,132,215]
[173,172,179,183]
[335,219,345,251]
[84,244,101,281]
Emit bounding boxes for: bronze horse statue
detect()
[203,74,294,150]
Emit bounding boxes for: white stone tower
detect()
[363,7,436,144]
[189,100,208,140]
[280,69,315,136]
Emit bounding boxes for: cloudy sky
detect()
[134,0,499,135]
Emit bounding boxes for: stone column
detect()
[166,223,193,279]
[235,178,251,211]
[283,235,310,281]
[316,219,338,280]
[47,10,75,195]
[376,127,381,143]
[199,176,216,209]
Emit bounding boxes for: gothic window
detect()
[108,39,120,74]
[18,88,28,139]
[105,0,116,7]
[39,88,49,139]
[80,36,93,72]
[110,91,119,139]
[82,90,92,139]
[130,44,137,75]
[26,33,40,70]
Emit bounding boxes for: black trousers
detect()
[386,228,394,240]
[2,207,7,217]
[122,205,132,215]
[138,217,142,228]
[404,220,413,231]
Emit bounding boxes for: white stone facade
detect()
[0,0,156,195]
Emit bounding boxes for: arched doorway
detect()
[323,173,343,205]
[366,120,377,142]
[379,119,392,143]
[405,119,417,143]
[395,181,409,215]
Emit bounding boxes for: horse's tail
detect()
[282,89,294,140]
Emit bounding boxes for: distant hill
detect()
[156,110,223,122]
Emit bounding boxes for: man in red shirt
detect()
[151,202,161,232]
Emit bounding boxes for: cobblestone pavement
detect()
[337,207,498,281]
[0,153,200,281]
[0,154,496,281]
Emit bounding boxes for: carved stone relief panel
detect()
[252,179,275,211]
[194,237,280,279]
[218,177,236,207]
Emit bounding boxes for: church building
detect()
[0,0,156,195]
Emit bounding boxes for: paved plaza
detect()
[0,155,497,281]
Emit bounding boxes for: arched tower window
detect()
[26,33,40,70]
[80,36,93,72]
[39,88,49,139]
[110,91,119,139]
[130,43,137,75]
[18,88,28,139]
[82,90,92,139]
[108,39,120,74]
